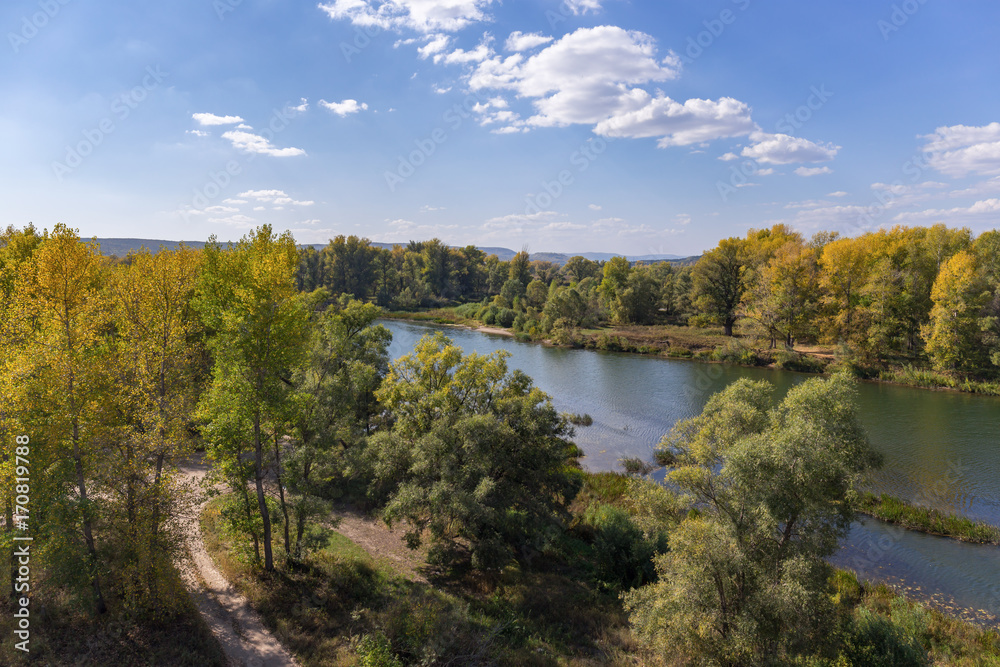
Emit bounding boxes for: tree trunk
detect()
[69,370,106,615]
[724,318,735,337]
[253,411,274,572]
[272,431,291,560]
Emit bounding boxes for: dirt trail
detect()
[176,455,299,667]
[327,505,428,582]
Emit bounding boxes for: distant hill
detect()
[93,238,697,265]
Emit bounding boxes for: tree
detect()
[819,235,872,343]
[288,298,390,559]
[367,332,582,569]
[628,374,880,664]
[693,238,747,336]
[105,245,204,603]
[743,242,819,348]
[508,250,532,289]
[562,255,601,283]
[14,224,110,613]
[196,226,314,572]
[923,251,991,373]
[323,235,376,299]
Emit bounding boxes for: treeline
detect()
[300,224,1000,378]
[0,224,582,632]
[2,224,996,664]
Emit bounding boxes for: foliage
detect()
[365,332,583,570]
[628,374,881,665]
[857,492,1000,544]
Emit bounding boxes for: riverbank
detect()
[199,472,1000,665]
[385,308,1000,397]
[858,492,1000,545]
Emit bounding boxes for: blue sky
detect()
[3,0,1000,255]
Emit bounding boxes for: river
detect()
[383,320,1000,627]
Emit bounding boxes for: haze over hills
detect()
[91,238,693,265]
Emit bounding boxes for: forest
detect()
[298,223,1000,390]
[1,222,999,666]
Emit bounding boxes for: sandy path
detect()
[176,455,299,667]
[327,505,428,583]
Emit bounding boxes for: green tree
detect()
[628,374,880,664]
[196,226,314,572]
[367,332,582,569]
[693,238,747,336]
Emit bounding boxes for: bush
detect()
[357,632,404,667]
[582,503,666,590]
[841,609,929,666]
[619,457,654,476]
[666,346,693,358]
[496,307,516,328]
[774,350,828,374]
[711,340,771,366]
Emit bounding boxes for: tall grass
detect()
[858,492,1000,544]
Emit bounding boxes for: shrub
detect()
[841,609,929,666]
[582,503,666,590]
[357,632,404,667]
[666,346,693,358]
[619,457,654,476]
[774,350,828,373]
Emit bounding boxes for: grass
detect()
[858,492,1000,544]
[200,494,638,666]
[199,478,1000,667]
[850,578,1000,666]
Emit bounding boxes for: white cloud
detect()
[236,123,253,130]
[921,122,1000,177]
[204,205,239,213]
[827,191,848,197]
[290,98,309,113]
[236,190,314,206]
[435,38,492,64]
[420,205,446,212]
[757,168,775,176]
[588,203,603,210]
[418,33,451,58]
[222,198,247,205]
[318,0,496,34]
[795,166,833,176]
[504,31,553,52]
[467,26,681,131]
[319,99,370,116]
[186,129,208,137]
[718,152,739,161]
[595,96,755,147]
[208,214,256,225]
[741,131,839,164]
[564,0,602,14]
[892,198,1000,223]
[432,85,453,94]
[192,112,244,126]
[221,130,306,157]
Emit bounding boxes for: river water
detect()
[383,320,1000,626]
